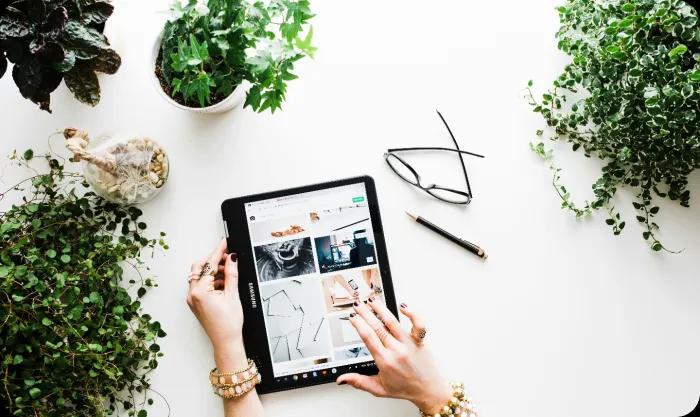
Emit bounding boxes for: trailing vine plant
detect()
[0,149,167,416]
[528,0,700,251]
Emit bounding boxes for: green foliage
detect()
[0,151,167,416]
[160,0,315,112]
[0,0,121,112]
[528,0,700,251]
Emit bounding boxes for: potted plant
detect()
[152,0,316,114]
[0,0,121,112]
[528,0,700,252]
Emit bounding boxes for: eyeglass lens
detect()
[426,187,470,204]
[385,154,420,185]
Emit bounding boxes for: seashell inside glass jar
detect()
[63,128,169,205]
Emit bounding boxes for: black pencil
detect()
[406,212,487,260]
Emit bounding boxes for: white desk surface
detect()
[2,1,699,416]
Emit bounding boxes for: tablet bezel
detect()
[221,176,398,394]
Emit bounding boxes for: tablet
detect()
[221,176,398,394]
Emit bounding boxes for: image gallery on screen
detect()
[245,184,386,378]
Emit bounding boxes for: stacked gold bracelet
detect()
[209,359,262,400]
[419,382,478,417]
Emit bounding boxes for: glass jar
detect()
[64,129,169,205]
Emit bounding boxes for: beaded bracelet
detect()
[419,382,478,417]
[209,359,262,400]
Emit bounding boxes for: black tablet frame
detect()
[221,176,398,394]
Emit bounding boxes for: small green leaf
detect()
[294,26,317,58]
[89,291,102,304]
[42,317,53,326]
[23,149,34,160]
[28,388,41,399]
[88,343,103,352]
[13,355,23,365]
[606,45,621,54]
[245,55,269,73]
[669,44,688,58]
[60,254,71,263]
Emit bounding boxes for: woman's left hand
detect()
[186,239,246,367]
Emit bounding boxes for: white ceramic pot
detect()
[150,31,250,114]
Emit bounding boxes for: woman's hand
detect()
[186,239,247,369]
[336,300,453,415]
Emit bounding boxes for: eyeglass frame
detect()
[383,110,485,205]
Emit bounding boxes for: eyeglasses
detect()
[384,110,484,205]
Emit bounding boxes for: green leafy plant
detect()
[0,150,167,416]
[0,0,121,112]
[157,0,316,112]
[527,0,700,251]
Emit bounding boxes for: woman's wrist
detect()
[411,380,454,415]
[213,340,248,371]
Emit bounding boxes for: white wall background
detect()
[1,1,699,416]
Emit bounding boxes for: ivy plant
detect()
[0,150,167,417]
[0,0,121,112]
[528,0,700,251]
[158,0,316,112]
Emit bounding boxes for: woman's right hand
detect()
[336,299,453,415]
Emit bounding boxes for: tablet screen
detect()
[243,182,386,380]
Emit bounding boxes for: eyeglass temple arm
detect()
[386,147,485,159]
[436,109,474,197]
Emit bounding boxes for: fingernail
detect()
[353,301,359,306]
[350,313,356,318]
[230,253,237,262]
[368,297,375,302]
[400,303,407,308]
[362,300,368,304]
[338,380,346,385]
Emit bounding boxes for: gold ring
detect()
[411,327,427,343]
[375,326,390,343]
[200,261,216,278]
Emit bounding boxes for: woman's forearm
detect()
[215,345,265,417]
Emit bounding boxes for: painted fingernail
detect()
[338,380,346,385]
[400,303,407,308]
[230,253,237,262]
[362,300,368,304]
[350,313,356,318]
[353,301,359,306]
[369,297,375,302]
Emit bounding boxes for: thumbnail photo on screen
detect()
[314,229,377,274]
[254,237,316,282]
[260,279,331,364]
